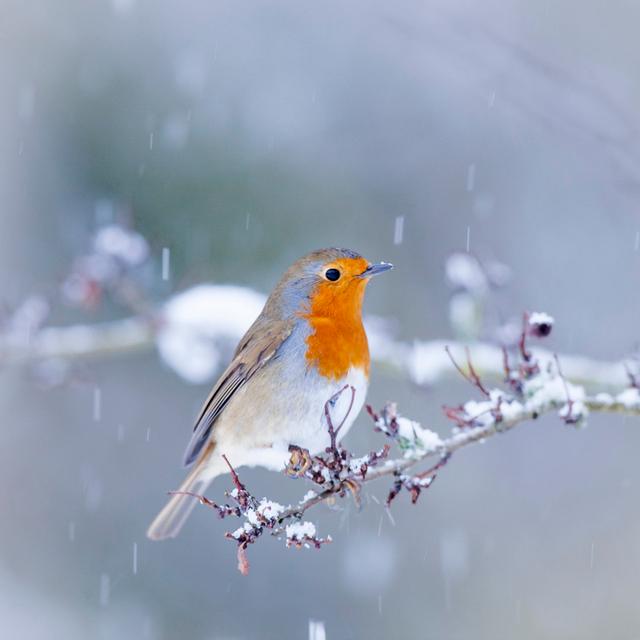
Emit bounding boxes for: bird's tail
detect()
[147,447,221,541]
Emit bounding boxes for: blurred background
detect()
[1,0,640,638]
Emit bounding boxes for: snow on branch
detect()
[0,228,634,392]
[169,316,640,574]
[0,285,634,392]
[2,223,639,574]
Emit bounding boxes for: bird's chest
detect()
[289,365,369,454]
[304,316,370,380]
[229,319,370,469]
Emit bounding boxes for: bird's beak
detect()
[358,261,394,278]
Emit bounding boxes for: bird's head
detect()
[266,248,393,320]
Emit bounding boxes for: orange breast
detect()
[301,272,370,380]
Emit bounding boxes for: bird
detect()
[147,248,393,540]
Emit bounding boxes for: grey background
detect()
[1,1,639,638]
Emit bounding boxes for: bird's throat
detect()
[301,281,370,380]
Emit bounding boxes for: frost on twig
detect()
[174,386,390,574]
[178,311,640,574]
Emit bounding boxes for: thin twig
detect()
[625,362,640,390]
[445,345,490,397]
[274,395,640,524]
[465,345,491,397]
[519,311,531,362]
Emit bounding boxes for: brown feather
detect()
[182,315,295,466]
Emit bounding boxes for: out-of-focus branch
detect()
[402,340,631,391]
[0,317,154,365]
[2,227,632,392]
[0,296,632,394]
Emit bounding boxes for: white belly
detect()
[288,366,369,454]
[235,366,369,472]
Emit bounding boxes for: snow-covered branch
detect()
[0,287,633,393]
[173,315,640,574]
[1,229,633,392]
[3,223,640,575]
[0,316,154,365]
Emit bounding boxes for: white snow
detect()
[395,416,442,454]
[231,523,254,539]
[257,499,285,518]
[448,356,598,429]
[93,224,148,266]
[393,216,404,245]
[499,400,524,422]
[156,285,266,383]
[445,253,487,293]
[348,456,370,473]
[616,387,640,407]
[285,521,316,540]
[494,389,525,421]
[461,399,495,427]
[246,499,286,525]
[161,247,170,280]
[449,292,481,338]
[132,542,138,575]
[528,311,555,326]
[523,365,585,411]
[464,389,525,425]
[308,620,326,640]
[559,400,588,421]
[407,341,501,387]
[93,387,101,422]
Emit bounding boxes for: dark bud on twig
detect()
[527,312,554,338]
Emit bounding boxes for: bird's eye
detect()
[325,268,341,281]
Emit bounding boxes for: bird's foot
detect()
[285,445,312,478]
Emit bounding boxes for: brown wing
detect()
[182,316,294,466]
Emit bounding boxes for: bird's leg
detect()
[285,445,312,478]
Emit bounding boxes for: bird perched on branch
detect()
[147,248,393,540]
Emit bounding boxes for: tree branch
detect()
[168,314,640,574]
[280,393,640,522]
[0,290,633,394]
[7,223,638,575]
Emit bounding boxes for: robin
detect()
[147,248,393,540]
